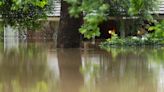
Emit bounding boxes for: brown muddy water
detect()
[0,42,163,92]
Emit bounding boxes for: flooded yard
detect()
[0,42,163,92]
[1,0,164,92]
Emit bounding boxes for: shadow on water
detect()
[0,42,163,92]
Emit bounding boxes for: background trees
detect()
[0,0,49,29]
[65,0,159,39]
[0,0,161,48]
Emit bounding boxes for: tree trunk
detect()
[57,0,82,48]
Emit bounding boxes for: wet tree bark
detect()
[57,0,82,48]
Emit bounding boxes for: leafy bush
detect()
[149,20,164,38]
[100,33,164,48]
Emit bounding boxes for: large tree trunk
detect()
[57,0,82,48]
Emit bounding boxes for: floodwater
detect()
[0,42,164,92]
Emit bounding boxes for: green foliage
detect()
[0,0,50,29]
[101,20,164,47]
[66,0,159,39]
[79,12,107,39]
[105,0,130,16]
[129,0,144,15]
[149,20,164,38]
[128,0,159,20]
[106,0,159,19]
[100,33,164,48]
[65,0,109,39]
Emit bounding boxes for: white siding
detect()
[48,0,61,17]
[159,0,164,14]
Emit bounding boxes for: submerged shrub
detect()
[100,34,164,48]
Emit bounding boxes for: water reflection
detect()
[0,42,164,92]
[0,42,59,92]
[87,48,155,92]
[57,49,83,92]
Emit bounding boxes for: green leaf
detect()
[148,27,155,31]
[79,29,87,34]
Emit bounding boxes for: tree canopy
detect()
[0,0,50,29]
